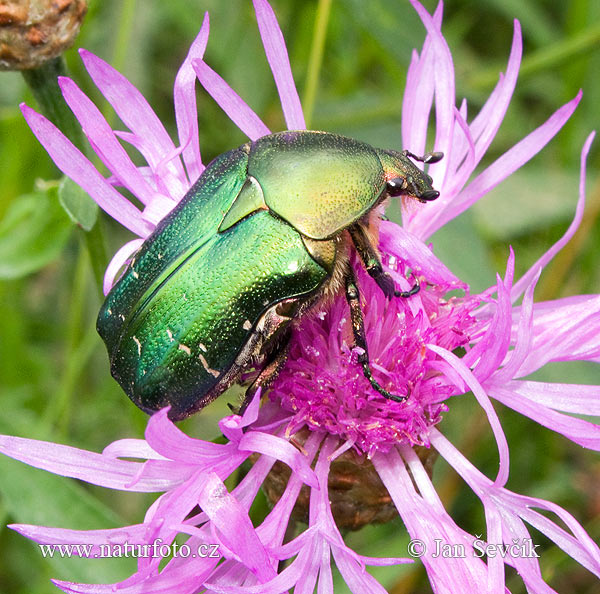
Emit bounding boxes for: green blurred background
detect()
[0,0,599,592]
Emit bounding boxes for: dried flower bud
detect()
[258,431,439,531]
[0,0,87,70]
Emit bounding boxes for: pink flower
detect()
[5,0,599,592]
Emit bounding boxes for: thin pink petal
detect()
[427,344,510,486]
[237,432,317,487]
[488,384,600,450]
[145,408,226,459]
[193,60,270,141]
[498,379,600,416]
[512,131,594,301]
[20,104,152,237]
[492,268,539,382]
[420,91,583,240]
[252,0,305,130]
[79,49,187,187]
[103,238,144,295]
[402,47,434,157]
[58,77,156,206]
[373,447,491,592]
[102,438,166,460]
[431,429,600,578]
[380,221,465,289]
[469,21,522,163]
[174,12,209,182]
[198,473,276,583]
[9,523,148,554]
[0,434,190,491]
[408,0,455,186]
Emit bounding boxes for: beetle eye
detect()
[386,177,407,197]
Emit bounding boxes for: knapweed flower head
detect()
[3,0,600,592]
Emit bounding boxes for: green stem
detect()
[41,246,90,435]
[303,0,333,128]
[21,57,86,151]
[84,220,108,298]
[469,22,600,90]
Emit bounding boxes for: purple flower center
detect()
[269,248,480,456]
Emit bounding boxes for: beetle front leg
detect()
[348,224,419,299]
[345,272,407,403]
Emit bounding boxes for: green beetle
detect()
[97,131,441,420]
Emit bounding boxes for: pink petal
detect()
[20,104,152,237]
[237,432,318,487]
[252,0,305,130]
[9,523,148,556]
[402,46,434,158]
[492,268,539,382]
[408,0,455,186]
[144,409,244,466]
[0,434,191,491]
[102,438,166,460]
[79,49,187,188]
[427,344,510,487]
[512,131,595,301]
[464,252,514,381]
[469,21,522,165]
[421,91,583,240]
[431,429,600,578]
[174,12,209,183]
[58,77,156,205]
[193,60,270,141]
[498,379,600,416]
[103,238,144,295]
[488,383,600,450]
[515,294,600,375]
[198,473,276,583]
[373,447,491,592]
[379,221,465,289]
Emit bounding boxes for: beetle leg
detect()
[237,340,290,416]
[345,272,407,403]
[348,224,419,299]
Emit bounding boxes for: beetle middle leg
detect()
[237,340,290,416]
[233,298,300,416]
[345,271,407,403]
[349,224,419,299]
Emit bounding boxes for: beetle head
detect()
[376,148,443,203]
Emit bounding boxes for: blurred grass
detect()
[0,0,598,592]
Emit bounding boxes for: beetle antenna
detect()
[404,150,444,164]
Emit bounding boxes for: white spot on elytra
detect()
[107,308,112,315]
[166,328,174,341]
[242,319,252,330]
[119,314,125,321]
[198,343,207,352]
[132,336,142,356]
[198,353,219,378]
[178,344,191,355]
[132,270,139,279]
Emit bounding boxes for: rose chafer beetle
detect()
[97,131,442,420]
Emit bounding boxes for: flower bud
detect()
[0,0,87,70]
[259,431,439,530]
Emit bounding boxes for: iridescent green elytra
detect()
[97,131,441,420]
